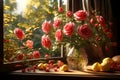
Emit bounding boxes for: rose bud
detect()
[58,7,64,13]
[53,18,62,28]
[42,20,52,34]
[41,35,51,49]
[74,10,87,20]
[17,53,24,61]
[14,28,25,40]
[55,29,63,42]
[45,54,50,58]
[96,16,106,27]
[32,50,40,58]
[26,40,34,49]
[66,11,73,17]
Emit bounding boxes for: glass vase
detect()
[66,47,88,71]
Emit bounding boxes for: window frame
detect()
[0,0,82,72]
[1,0,67,72]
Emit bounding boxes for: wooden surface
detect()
[1,68,120,80]
[11,68,120,78]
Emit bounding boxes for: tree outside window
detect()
[3,0,66,63]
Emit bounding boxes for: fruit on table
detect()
[92,62,101,72]
[101,62,111,71]
[102,57,114,64]
[37,63,45,70]
[112,55,120,64]
[111,55,120,71]
[59,64,69,72]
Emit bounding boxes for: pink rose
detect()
[96,16,106,27]
[53,18,62,28]
[78,24,92,39]
[74,10,87,20]
[55,29,63,42]
[63,22,75,36]
[26,40,34,49]
[41,35,51,49]
[90,18,94,24]
[42,20,52,34]
[58,7,64,13]
[44,54,50,58]
[66,11,73,17]
[32,50,40,58]
[14,28,25,40]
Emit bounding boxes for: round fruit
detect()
[92,62,101,72]
[59,64,69,72]
[101,62,111,71]
[37,63,44,70]
[102,57,114,64]
[112,55,120,64]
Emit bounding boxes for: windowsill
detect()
[2,68,120,80]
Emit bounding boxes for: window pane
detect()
[3,0,65,63]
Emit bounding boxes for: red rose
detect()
[107,32,113,39]
[63,22,75,36]
[17,53,24,60]
[66,11,73,17]
[14,28,25,40]
[58,7,64,13]
[53,18,62,28]
[41,35,51,49]
[42,20,52,34]
[55,29,63,42]
[26,40,34,49]
[74,10,87,20]
[78,24,92,39]
[96,16,106,27]
[32,50,40,58]
[103,28,109,33]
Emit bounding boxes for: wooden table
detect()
[2,69,120,80]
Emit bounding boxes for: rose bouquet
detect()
[41,6,117,57]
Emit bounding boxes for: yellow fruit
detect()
[59,64,69,72]
[37,63,45,70]
[43,63,48,69]
[102,57,113,64]
[101,62,111,71]
[92,62,101,72]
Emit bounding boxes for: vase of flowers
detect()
[66,46,88,70]
[41,6,117,70]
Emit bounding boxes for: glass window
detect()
[3,0,66,64]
